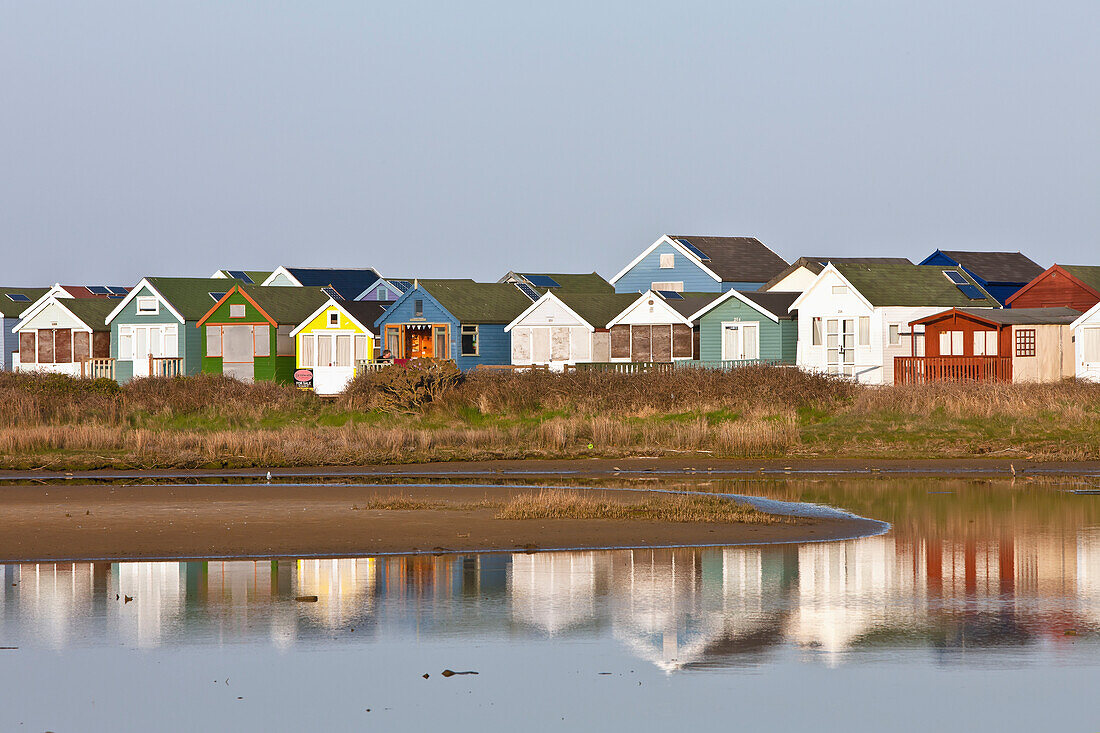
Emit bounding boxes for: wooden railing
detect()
[571,359,784,374]
[149,356,184,378]
[81,358,116,380]
[355,360,388,375]
[894,356,1012,384]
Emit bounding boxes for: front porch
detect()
[894,355,1011,384]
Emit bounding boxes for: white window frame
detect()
[812,317,823,346]
[229,303,246,318]
[659,253,675,269]
[651,281,684,292]
[327,311,340,328]
[721,321,760,361]
[461,324,479,357]
[888,324,901,346]
[831,285,848,295]
[136,296,159,315]
[858,316,870,347]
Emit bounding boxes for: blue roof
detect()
[285,268,381,301]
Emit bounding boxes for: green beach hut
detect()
[689,290,799,365]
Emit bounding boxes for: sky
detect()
[1,1,1097,286]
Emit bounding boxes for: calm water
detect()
[3,474,1100,732]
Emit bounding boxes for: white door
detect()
[311,333,357,395]
[130,325,172,377]
[826,318,855,376]
[722,323,759,361]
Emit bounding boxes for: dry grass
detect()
[348,490,781,524]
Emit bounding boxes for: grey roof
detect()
[664,292,724,320]
[761,257,913,291]
[953,307,1081,325]
[738,290,800,319]
[670,235,789,283]
[937,251,1045,284]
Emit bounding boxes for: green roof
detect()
[521,272,613,293]
[239,284,330,324]
[143,277,240,320]
[832,263,999,307]
[1061,265,1100,293]
[61,298,119,329]
[0,287,49,318]
[555,291,638,328]
[216,270,272,284]
[418,279,535,323]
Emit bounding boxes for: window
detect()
[335,334,351,367]
[385,327,401,357]
[831,285,848,295]
[254,326,270,357]
[659,253,675,269]
[722,323,759,361]
[1083,328,1100,363]
[276,325,294,356]
[888,324,901,346]
[974,331,998,356]
[354,335,368,363]
[119,326,134,359]
[651,281,684,292]
[300,335,315,367]
[434,325,448,358]
[858,317,870,346]
[378,288,389,300]
[328,311,340,328]
[939,330,964,356]
[163,325,178,358]
[461,324,479,356]
[317,334,333,366]
[136,296,158,315]
[414,299,424,318]
[812,317,822,346]
[1016,329,1036,357]
[229,304,246,318]
[205,326,221,357]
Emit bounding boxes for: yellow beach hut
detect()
[289,298,388,394]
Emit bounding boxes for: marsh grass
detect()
[1,369,1099,467]
[349,490,781,524]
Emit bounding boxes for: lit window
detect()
[461,324,479,356]
[659,253,675,269]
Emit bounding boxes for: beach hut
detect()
[609,235,788,294]
[689,290,799,365]
[1006,265,1100,311]
[900,307,1078,384]
[104,277,253,382]
[1070,302,1100,383]
[1,287,49,371]
[10,295,115,377]
[918,250,1045,306]
[289,298,388,393]
[789,262,999,384]
[505,290,635,370]
[604,291,720,362]
[373,279,533,370]
[195,284,328,384]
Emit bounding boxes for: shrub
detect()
[353,359,464,414]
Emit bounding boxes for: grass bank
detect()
[0,367,1098,469]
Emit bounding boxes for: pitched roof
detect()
[832,263,1000,308]
[761,257,913,291]
[0,288,50,318]
[1061,265,1100,293]
[282,267,381,301]
[739,290,800,319]
[417,279,535,323]
[214,270,272,284]
[61,285,133,298]
[340,300,390,329]
[60,298,118,329]
[554,291,638,328]
[953,307,1080,325]
[663,292,724,320]
[669,236,789,283]
[142,277,241,320]
[516,272,614,293]
[936,251,1045,284]
[237,284,330,325]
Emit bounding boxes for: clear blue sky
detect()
[2,1,1097,285]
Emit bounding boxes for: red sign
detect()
[294,369,313,390]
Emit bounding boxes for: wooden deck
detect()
[894,356,1012,384]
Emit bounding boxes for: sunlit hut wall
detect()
[290,298,386,395]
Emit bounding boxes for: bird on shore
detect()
[266,471,272,484]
